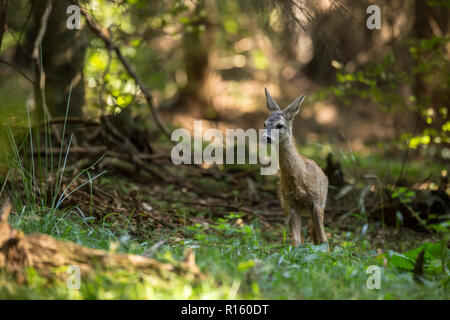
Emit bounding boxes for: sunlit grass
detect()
[1,208,448,299]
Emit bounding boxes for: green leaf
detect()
[387,251,414,270]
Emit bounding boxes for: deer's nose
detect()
[262,131,272,144]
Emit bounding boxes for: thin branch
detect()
[18,0,34,45]
[38,117,100,127]
[73,0,171,138]
[0,58,34,85]
[32,0,52,61]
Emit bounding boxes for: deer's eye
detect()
[276,124,284,129]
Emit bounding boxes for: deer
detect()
[262,88,329,248]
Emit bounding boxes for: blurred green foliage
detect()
[323,36,449,152]
[0,81,29,172]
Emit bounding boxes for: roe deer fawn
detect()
[262,88,328,248]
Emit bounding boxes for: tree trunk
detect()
[0,0,7,49]
[170,0,214,119]
[33,0,87,120]
[412,0,450,133]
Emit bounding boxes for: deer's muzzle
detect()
[262,129,278,144]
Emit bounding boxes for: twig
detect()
[142,239,167,258]
[38,117,100,127]
[0,59,34,85]
[17,0,33,45]
[31,0,52,61]
[73,0,171,139]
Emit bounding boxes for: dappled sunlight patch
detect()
[313,102,338,126]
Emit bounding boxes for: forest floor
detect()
[0,114,450,299]
[0,132,448,299]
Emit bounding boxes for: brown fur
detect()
[263,88,328,248]
[278,138,328,247]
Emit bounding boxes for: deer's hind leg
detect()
[309,220,319,244]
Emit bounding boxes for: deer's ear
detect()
[283,93,306,119]
[265,88,280,113]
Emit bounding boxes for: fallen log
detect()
[0,201,202,283]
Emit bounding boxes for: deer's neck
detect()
[278,138,306,176]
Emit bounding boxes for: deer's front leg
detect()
[281,196,302,246]
[311,204,328,245]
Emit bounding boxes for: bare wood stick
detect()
[142,239,167,258]
[31,0,53,61]
[73,0,171,139]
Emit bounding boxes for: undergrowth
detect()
[0,207,448,299]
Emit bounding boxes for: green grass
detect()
[1,207,448,299]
